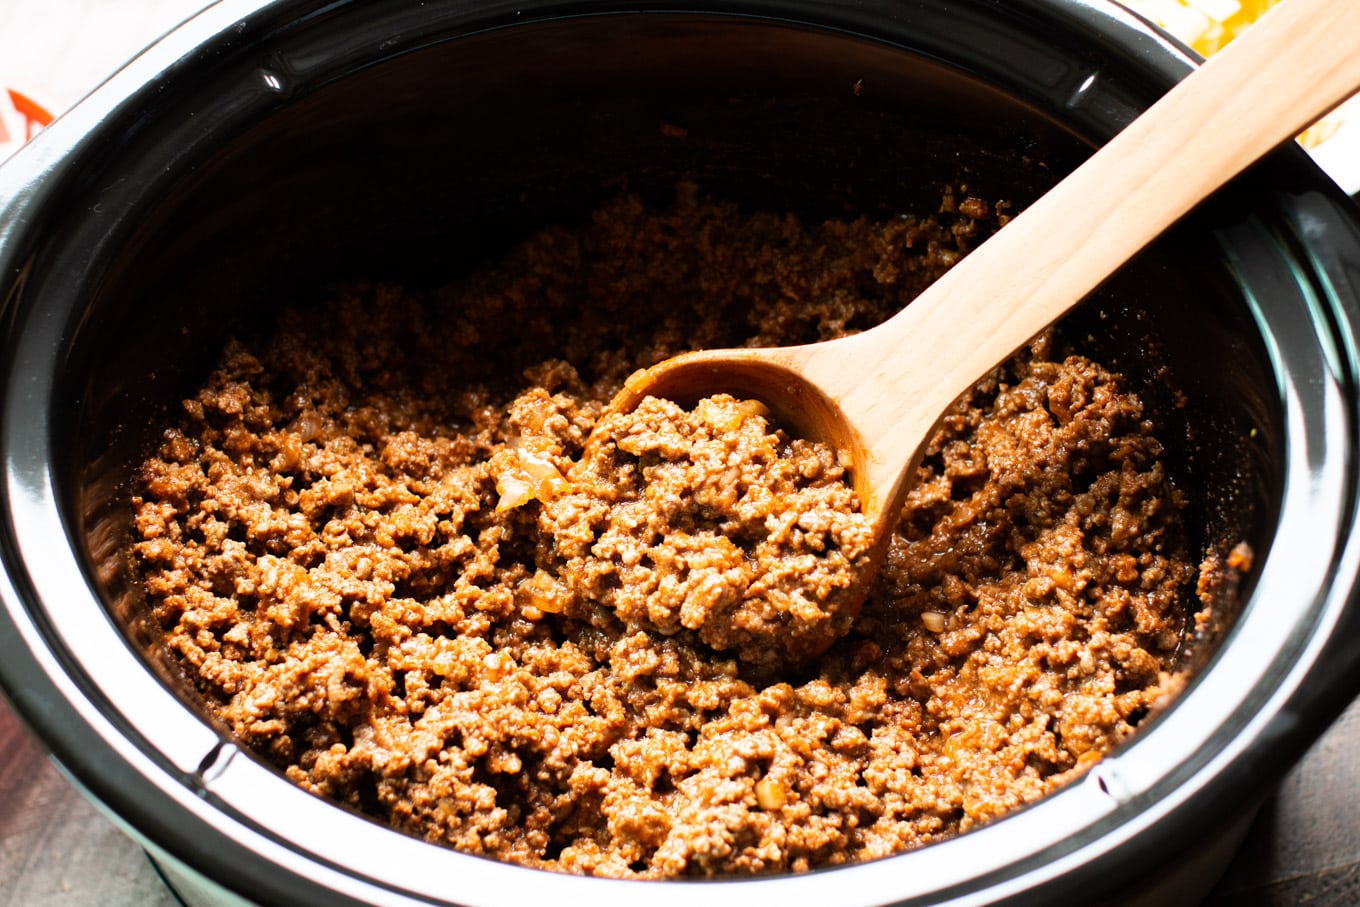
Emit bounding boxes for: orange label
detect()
[0,86,56,160]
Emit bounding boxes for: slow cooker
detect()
[2,1,1359,904]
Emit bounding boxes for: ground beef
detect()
[524,394,874,673]
[130,183,1202,878]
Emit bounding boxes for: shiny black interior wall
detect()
[55,12,1279,659]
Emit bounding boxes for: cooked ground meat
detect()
[131,183,1200,878]
[525,394,874,672]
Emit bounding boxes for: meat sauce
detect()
[132,184,1204,877]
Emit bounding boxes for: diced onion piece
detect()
[696,396,773,434]
[755,776,786,810]
[736,399,771,421]
[517,569,566,614]
[697,396,743,433]
[496,474,535,511]
[922,611,948,633]
[495,447,568,511]
[518,448,563,483]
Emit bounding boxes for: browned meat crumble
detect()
[527,393,874,672]
[131,184,1200,878]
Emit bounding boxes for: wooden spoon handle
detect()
[815,0,1360,511]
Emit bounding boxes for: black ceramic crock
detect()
[2,1,1360,905]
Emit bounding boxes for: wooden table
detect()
[0,695,180,907]
[1,692,1358,906]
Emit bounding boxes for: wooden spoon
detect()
[607,0,1360,652]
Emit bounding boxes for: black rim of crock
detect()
[1,1,1359,905]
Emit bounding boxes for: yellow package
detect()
[1120,0,1347,147]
